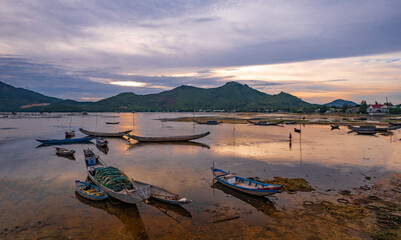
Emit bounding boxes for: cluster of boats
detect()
[347,124,401,135]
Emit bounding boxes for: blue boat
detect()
[211,167,283,196]
[75,180,108,201]
[36,136,94,145]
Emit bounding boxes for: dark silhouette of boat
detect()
[127,141,210,150]
[247,120,284,126]
[80,128,132,137]
[294,128,301,133]
[193,120,222,125]
[125,131,210,142]
[330,125,340,130]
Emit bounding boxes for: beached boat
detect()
[125,131,210,142]
[193,120,222,125]
[75,180,108,201]
[294,128,301,133]
[285,121,296,125]
[84,149,150,204]
[248,120,284,126]
[65,130,75,138]
[331,125,340,130]
[36,136,94,145]
[133,181,191,205]
[211,168,283,196]
[80,128,132,137]
[105,122,120,125]
[347,125,400,132]
[96,137,108,147]
[56,147,75,156]
[354,130,377,135]
[389,122,401,126]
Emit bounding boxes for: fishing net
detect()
[94,167,133,192]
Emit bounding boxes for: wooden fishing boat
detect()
[65,130,75,138]
[330,125,340,130]
[193,120,222,125]
[36,136,94,145]
[139,181,191,205]
[294,128,301,133]
[248,120,284,126]
[354,130,377,135]
[285,121,296,125]
[133,181,192,205]
[80,128,132,137]
[55,147,75,156]
[211,168,283,196]
[84,149,150,204]
[347,125,400,132]
[75,180,108,201]
[105,122,120,125]
[125,131,210,142]
[96,137,108,147]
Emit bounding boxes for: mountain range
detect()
[1,81,316,112]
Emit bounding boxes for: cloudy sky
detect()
[1,0,400,104]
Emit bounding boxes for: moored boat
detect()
[96,137,108,147]
[75,180,108,201]
[193,120,222,125]
[294,128,301,133]
[125,131,210,142]
[248,120,284,126]
[65,130,75,138]
[36,136,94,145]
[56,147,75,156]
[105,122,120,125]
[134,181,192,205]
[80,128,132,137]
[84,149,150,204]
[211,167,283,196]
[354,130,377,135]
[331,125,340,130]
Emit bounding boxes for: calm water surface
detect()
[0,113,400,239]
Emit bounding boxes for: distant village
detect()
[317,101,401,115]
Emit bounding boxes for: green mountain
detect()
[1,81,315,112]
[324,99,357,107]
[0,81,60,111]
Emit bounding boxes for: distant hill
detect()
[1,81,316,112]
[0,81,60,111]
[324,99,357,107]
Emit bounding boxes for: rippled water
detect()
[0,113,400,239]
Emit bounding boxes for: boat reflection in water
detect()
[147,198,192,219]
[96,145,109,154]
[211,182,278,218]
[126,141,210,151]
[74,192,149,240]
[56,154,76,161]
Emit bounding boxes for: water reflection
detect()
[74,192,149,240]
[56,154,76,161]
[211,182,278,218]
[147,198,192,219]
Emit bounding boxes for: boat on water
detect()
[294,128,301,133]
[84,149,150,204]
[354,130,377,135]
[125,131,210,142]
[75,180,108,201]
[331,125,340,130]
[105,122,120,125]
[55,147,75,156]
[211,168,283,196]
[80,128,132,137]
[133,181,192,205]
[247,120,284,126]
[65,130,75,138]
[96,137,108,147]
[193,120,222,125]
[36,136,94,145]
[347,125,400,132]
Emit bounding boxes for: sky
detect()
[0,0,400,104]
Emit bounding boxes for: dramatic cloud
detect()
[0,0,400,103]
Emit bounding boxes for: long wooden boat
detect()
[125,131,210,142]
[75,180,108,201]
[84,149,150,204]
[36,136,94,145]
[354,130,377,135]
[133,181,192,205]
[248,120,284,126]
[211,168,283,196]
[347,125,400,132]
[105,122,120,125]
[193,120,222,125]
[56,147,75,156]
[80,128,132,137]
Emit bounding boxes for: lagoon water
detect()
[0,113,400,239]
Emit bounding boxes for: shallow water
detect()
[0,112,400,239]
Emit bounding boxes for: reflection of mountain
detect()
[147,198,192,218]
[75,192,149,240]
[127,141,210,150]
[211,182,278,217]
